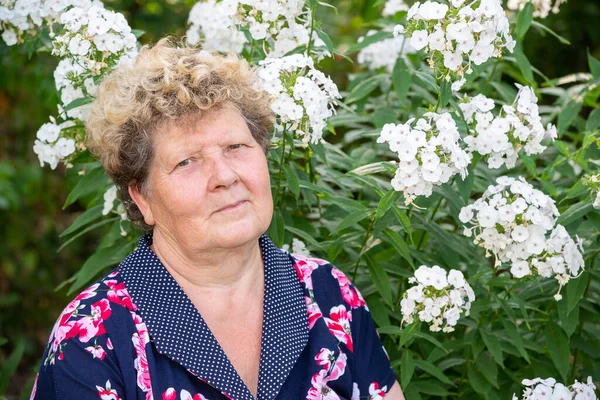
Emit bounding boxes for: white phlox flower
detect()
[459,176,585,300]
[378,112,471,204]
[257,54,340,144]
[460,84,556,169]
[0,0,100,46]
[33,119,78,169]
[281,238,310,256]
[401,265,475,333]
[398,0,515,88]
[357,29,416,73]
[513,376,598,400]
[507,0,566,19]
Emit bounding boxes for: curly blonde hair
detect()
[86,38,274,232]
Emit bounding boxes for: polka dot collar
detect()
[119,234,309,400]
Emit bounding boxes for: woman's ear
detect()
[128,183,155,226]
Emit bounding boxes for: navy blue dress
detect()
[31,234,397,400]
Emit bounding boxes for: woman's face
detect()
[130,106,273,252]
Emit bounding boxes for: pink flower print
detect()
[351,382,360,400]
[331,269,365,309]
[104,280,136,311]
[28,373,38,400]
[327,353,347,381]
[162,388,176,400]
[307,370,341,400]
[72,299,112,343]
[368,382,387,400]
[132,325,152,400]
[106,338,114,350]
[85,344,107,360]
[315,348,335,371]
[293,259,318,290]
[180,389,208,400]
[305,297,323,330]
[96,380,122,400]
[324,305,353,352]
[107,271,119,278]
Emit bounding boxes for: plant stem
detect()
[416,196,443,251]
[352,216,375,281]
[274,133,287,207]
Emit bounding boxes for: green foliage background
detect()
[1,0,600,398]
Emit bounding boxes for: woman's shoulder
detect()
[288,252,368,311]
[43,268,138,365]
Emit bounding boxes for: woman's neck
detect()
[149,228,265,296]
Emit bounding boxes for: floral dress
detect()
[31,234,397,400]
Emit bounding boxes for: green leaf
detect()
[315,28,334,53]
[336,209,372,232]
[585,108,600,131]
[63,96,93,111]
[325,195,367,211]
[376,190,399,220]
[565,181,589,200]
[531,21,570,45]
[558,100,583,134]
[400,322,421,347]
[57,217,118,253]
[383,228,414,267]
[501,320,530,363]
[480,329,504,368]
[467,363,491,395]
[267,209,285,247]
[545,323,570,382]
[476,352,499,388]
[408,380,450,396]
[0,338,25,394]
[131,29,145,39]
[283,226,326,252]
[377,325,403,335]
[513,42,534,85]
[373,107,398,129]
[414,360,453,386]
[392,58,412,104]
[439,79,452,108]
[0,337,6,346]
[68,241,135,294]
[366,256,393,307]
[566,272,590,315]
[414,331,449,354]
[401,350,416,389]
[60,204,104,237]
[557,296,579,338]
[516,2,534,39]
[63,166,107,209]
[393,206,412,233]
[347,31,394,53]
[282,165,300,200]
[413,70,438,92]
[345,75,385,103]
[557,202,593,226]
[553,140,571,157]
[588,50,600,78]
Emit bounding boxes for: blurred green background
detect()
[1,0,599,398]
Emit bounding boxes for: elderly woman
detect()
[31,40,405,400]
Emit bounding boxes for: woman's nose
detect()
[206,154,238,191]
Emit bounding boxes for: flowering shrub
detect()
[4,0,600,397]
[400,266,474,332]
[513,377,598,400]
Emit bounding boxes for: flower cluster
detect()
[186,0,246,53]
[460,84,557,169]
[512,377,598,400]
[357,29,415,72]
[400,265,475,333]
[378,112,471,204]
[32,119,77,170]
[398,0,515,86]
[382,0,410,16]
[52,5,137,73]
[583,173,600,209]
[507,0,566,19]
[186,0,328,58]
[19,3,139,170]
[0,0,98,46]
[282,238,310,256]
[460,176,585,300]
[257,54,340,143]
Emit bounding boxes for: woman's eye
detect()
[228,144,243,150]
[177,159,191,168]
